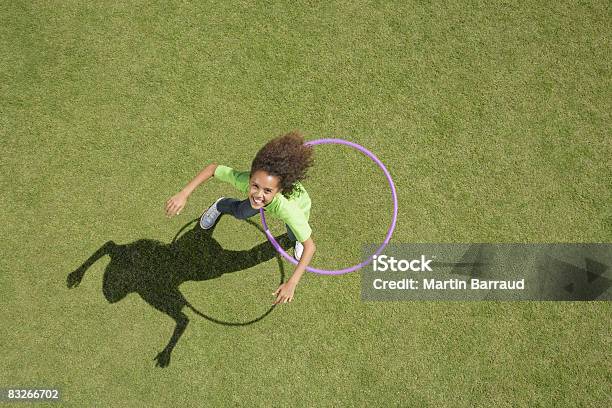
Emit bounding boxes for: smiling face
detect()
[248,170,281,209]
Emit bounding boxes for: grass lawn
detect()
[1,1,610,407]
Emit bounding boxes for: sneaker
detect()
[200,197,225,229]
[294,241,304,261]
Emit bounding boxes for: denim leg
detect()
[217,198,259,220]
[286,224,297,242]
[217,198,298,242]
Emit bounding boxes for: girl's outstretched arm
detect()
[165,163,218,217]
[272,237,316,304]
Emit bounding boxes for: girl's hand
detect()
[165,192,187,217]
[272,281,296,304]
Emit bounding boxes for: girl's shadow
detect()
[67,218,292,368]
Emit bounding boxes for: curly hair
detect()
[250,130,314,198]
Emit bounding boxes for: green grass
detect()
[1,1,610,407]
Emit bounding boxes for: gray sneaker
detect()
[200,197,225,229]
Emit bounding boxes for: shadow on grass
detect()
[67,217,292,368]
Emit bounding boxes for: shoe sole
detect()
[294,243,303,261]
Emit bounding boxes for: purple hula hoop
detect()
[259,138,398,275]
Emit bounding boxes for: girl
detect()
[164,131,316,305]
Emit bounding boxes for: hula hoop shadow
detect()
[173,217,288,326]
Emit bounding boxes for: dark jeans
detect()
[217,198,298,242]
